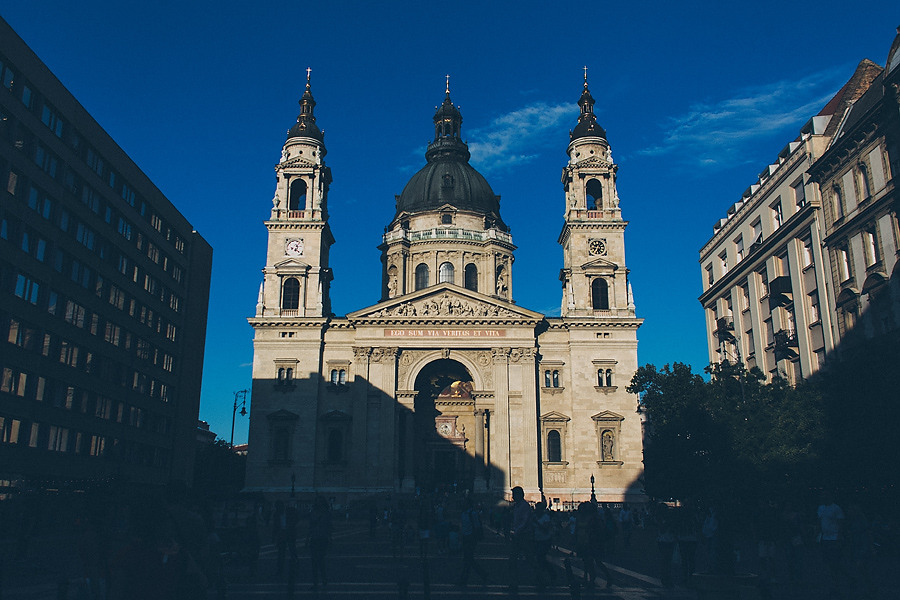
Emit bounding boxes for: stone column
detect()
[473,408,487,492]
[365,347,398,488]
[491,347,510,494]
[518,348,540,498]
[396,390,417,492]
[351,347,371,483]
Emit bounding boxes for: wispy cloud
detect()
[468,102,576,172]
[637,68,847,168]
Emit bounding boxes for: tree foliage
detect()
[628,362,825,504]
[192,439,247,501]
[629,335,900,510]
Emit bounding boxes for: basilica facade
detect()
[245,75,644,504]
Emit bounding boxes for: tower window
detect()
[464,263,478,292]
[439,262,454,284]
[547,430,562,462]
[591,278,609,310]
[282,277,300,309]
[288,179,307,211]
[586,178,603,209]
[415,264,429,290]
[441,212,453,224]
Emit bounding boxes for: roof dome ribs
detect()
[393,79,506,230]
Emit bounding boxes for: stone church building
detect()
[245,74,644,504]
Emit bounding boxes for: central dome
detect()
[396,158,501,216]
[394,89,506,228]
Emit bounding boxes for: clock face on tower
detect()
[438,423,452,437]
[589,238,607,256]
[285,238,304,257]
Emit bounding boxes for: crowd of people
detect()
[1,485,897,598]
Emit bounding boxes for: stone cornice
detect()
[544,317,643,329]
[265,221,329,231]
[247,317,329,328]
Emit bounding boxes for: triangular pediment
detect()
[574,156,612,169]
[347,283,544,323]
[592,410,624,422]
[581,256,618,271]
[273,258,311,271]
[278,156,317,169]
[320,410,352,422]
[267,409,299,421]
[541,411,571,422]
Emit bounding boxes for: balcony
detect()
[382,227,513,245]
[773,328,799,361]
[768,276,793,310]
[715,317,735,341]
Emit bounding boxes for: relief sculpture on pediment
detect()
[372,293,512,318]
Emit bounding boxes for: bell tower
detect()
[558,70,635,318]
[258,70,334,318]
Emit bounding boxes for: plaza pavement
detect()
[3,511,899,599]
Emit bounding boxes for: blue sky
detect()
[4,2,897,445]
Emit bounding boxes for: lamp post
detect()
[230,389,249,448]
[590,474,597,505]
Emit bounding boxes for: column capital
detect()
[370,347,399,363]
[352,346,372,360]
[492,347,511,363]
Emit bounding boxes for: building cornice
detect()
[698,201,819,306]
[699,143,812,258]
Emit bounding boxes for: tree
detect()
[193,439,247,501]
[628,361,826,505]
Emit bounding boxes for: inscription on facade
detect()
[385,329,507,338]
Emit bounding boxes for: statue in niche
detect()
[387,273,398,298]
[496,269,508,296]
[601,430,615,461]
[272,191,281,208]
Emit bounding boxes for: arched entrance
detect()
[412,359,475,492]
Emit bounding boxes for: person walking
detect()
[272,501,287,577]
[508,486,534,593]
[307,496,332,591]
[456,498,489,586]
[816,491,845,597]
[532,501,557,588]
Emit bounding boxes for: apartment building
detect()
[0,17,212,490]
[699,61,881,382]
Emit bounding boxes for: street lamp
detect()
[590,473,597,504]
[230,389,249,448]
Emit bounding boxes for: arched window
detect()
[439,262,454,284]
[288,179,307,211]
[282,277,300,310]
[544,370,551,388]
[857,163,871,200]
[552,370,560,387]
[415,263,429,290]
[464,263,478,291]
[833,186,844,220]
[605,369,613,387]
[327,429,343,462]
[586,178,603,209]
[598,369,605,386]
[278,368,285,382]
[286,368,293,382]
[330,369,339,385]
[591,278,609,310]
[339,369,347,385]
[547,430,562,462]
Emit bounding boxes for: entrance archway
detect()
[412,359,474,492]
